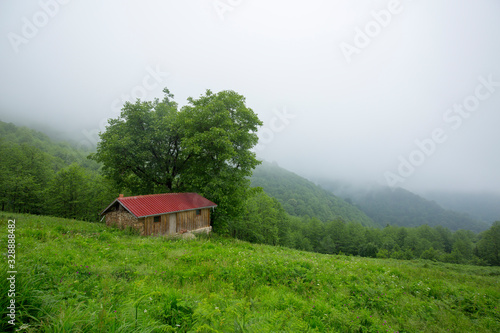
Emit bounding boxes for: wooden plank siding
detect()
[143,215,168,236]
[176,209,210,233]
[142,208,210,236]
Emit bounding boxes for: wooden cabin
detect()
[100,193,217,236]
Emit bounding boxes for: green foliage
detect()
[45,163,117,221]
[0,120,99,170]
[47,163,89,220]
[476,221,500,266]
[1,213,499,332]
[420,247,439,261]
[0,140,52,214]
[91,88,262,232]
[230,188,283,245]
[251,161,376,227]
[0,121,117,220]
[233,193,500,266]
[1,120,498,269]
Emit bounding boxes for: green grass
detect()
[1,213,499,332]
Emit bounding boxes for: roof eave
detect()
[135,205,218,218]
[100,199,118,216]
[100,199,139,218]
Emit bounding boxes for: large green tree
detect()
[91,88,262,232]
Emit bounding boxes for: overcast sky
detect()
[1,0,499,193]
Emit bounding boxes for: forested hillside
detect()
[423,191,500,224]
[0,121,95,169]
[2,121,499,266]
[0,121,117,220]
[318,180,490,233]
[251,161,376,227]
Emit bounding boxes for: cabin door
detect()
[169,214,177,235]
[153,219,160,235]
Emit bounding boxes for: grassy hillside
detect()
[318,180,490,233]
[1,213,499,332]
[251,162,376,227]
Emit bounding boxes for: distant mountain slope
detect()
[318,180,490,233]
[251,162,376,227]
[0,120,98,170]
[422,191,500,225]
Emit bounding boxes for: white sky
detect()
[1,0,499,193]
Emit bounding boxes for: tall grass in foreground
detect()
[0,213,499,332]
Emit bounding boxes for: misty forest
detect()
[2,103,499,267]
[2,1,500,332]
[1,87,500,331]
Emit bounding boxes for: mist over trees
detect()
[1,117,499,267]
[251,161,375,227]
[232,191,500,266]
[317,179,490,232]
[0,122,117,221]
[423,191,500,225]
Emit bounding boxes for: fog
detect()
[1,0,499,193]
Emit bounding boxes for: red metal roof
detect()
[102,193,217,218]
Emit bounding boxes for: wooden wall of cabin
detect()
[143,214,169,236]
[176,209,210,233]
[142,209,211,236]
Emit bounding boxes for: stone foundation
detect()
[191,226,212,234]
[105,211,144,234]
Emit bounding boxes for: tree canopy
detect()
[90,88,262,232]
